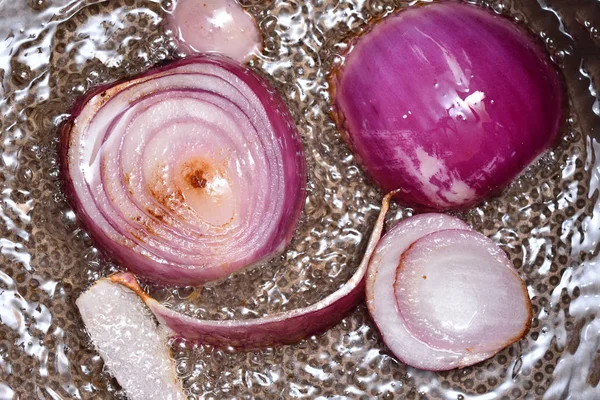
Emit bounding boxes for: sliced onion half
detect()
[61,55,306,285]
[366,214,532,370]
[102,192,394,350]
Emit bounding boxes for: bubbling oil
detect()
[0,0,599,398]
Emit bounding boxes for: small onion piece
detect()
[168,0,262,62]
[60,55,306,285]
[330,2,563,210]
[107,192,395,350]
[367,215,532,370]
[77,279,185,400]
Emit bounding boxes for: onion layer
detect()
[330,2,563,210]
[61,55,306,285]
[366,214,532,370]
[106,192,394,350]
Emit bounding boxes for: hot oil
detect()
[0,0,599,398]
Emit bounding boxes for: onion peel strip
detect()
[107,191,396,350]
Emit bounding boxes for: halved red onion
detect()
[330,2,563,210]
[168,0,262,62]
[105,192,394,350]
[77,279,185,400]
[60,55,306,285]
[367,214,532,370]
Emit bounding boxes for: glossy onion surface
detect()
[331,2,563,210]
[61,55,306,285]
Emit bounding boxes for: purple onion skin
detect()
[151,279,363,349]
[60,55,306,285]
[114,271,361,349]
[331,2,564,210]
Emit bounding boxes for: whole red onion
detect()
[61,55,306,285]
[330,2,563,210]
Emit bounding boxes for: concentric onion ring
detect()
[60,55,306,285]
[366,214,532,370]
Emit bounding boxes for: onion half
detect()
[60,55,306,285]
[104,192,394,350]
[366,214,532,370]
[330,2,563,210]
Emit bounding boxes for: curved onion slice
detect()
[330,2,563,210]
[105,192,394,350]
[168,0,262,62]
[60,55,306,285]
[77,279,185,400]
[366,215,532,370]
